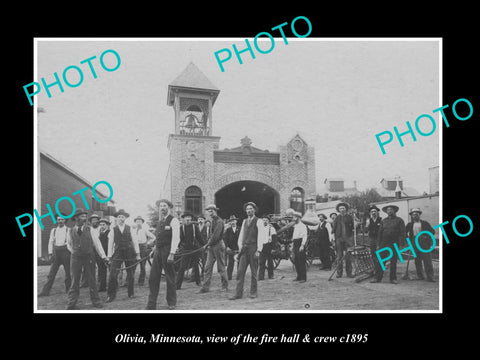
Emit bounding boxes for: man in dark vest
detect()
[371,205,406,284]
[332,202,354,278]
[39,216,72,296]
[176,212,202,289]
[229,202,267,300]
[198,204,229,293]
[106,209,140,302]
[96,218,111,292]
[367,205,382,277]
[146,199,181,310]
[66,208,107,310]
[406,208,435,282]
[224,215,240,280]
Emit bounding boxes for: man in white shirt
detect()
[132,216,155,285]
[229,202,268,300]
[146,199,181,310]
[39,216,72,296]
[258,215,277,280]
[291,211,308,282]
[106,209,140,302]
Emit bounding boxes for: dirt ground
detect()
[36,258,439,311]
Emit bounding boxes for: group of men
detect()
[38,197,436,310]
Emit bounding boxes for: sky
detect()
[36,39,440,220]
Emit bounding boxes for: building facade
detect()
[162,62,316,220]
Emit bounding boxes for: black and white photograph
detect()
[34,39,441,312]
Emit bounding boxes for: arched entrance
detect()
[214,180,280,220]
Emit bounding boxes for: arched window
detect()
[290,187,305,214]
[185,186,202,216]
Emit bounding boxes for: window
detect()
[290,187,304,214]
[185,186,202,215]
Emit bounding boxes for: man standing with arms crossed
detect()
[146,199,181,310]
[229,202,267,300]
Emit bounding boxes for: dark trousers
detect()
[95,252,107,291]
[147,245,176,309]
[136,243,149,284]
[258,243,274,280]
[67,252,101,308]
[293,239,307,281]
[176,246,201,288]
[226,252,237,280]
[202,241,228,291]
[335,236,353,276]
[374,241,398,281]
[415,252,434,280]
[318,239,332,269]
[41,247,71,295]
[108,246,136,298]
[234,245,258,297]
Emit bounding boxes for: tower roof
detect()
[167,62,220,105]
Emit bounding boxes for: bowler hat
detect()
[156,199,173,208]
[228,215,239,221]
[243,201,258,211]
[205,204,219,211]
[382,205,399,213]
[369,205,380,212]
[318,213,327,220]
[113,209,130,218]
[88,213,100,221]
[134,215,145,223]
[98,218,111,225]
[409,208,422,215]
[336,202,349,212]
[73,208,88,219]
[181,212,194,218]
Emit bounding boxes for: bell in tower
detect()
[167,62,220,137]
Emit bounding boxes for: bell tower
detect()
[163,62,221,215]
[167,62,220,136]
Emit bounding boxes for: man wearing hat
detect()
[132,215,156,286]
[176,212,202,289]
[88,213,107,288]
[406,208,435,282]
[106,209,141,302]
[371,205,406,284]
[199,204,229,293]
[96,218,111,292]
[258,214,277,280]
[367,205,382,264]
[146,199,181,310]
[66,208,107,309]
[224,215,240,280]
[332,202,355,278]
[229,202,268,299]
[291,210,309,282]
[38,216,72,297]
[197,214,209,279]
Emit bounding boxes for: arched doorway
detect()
[214,180,279,221]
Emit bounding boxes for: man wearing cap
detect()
[291,211,309,282]
[229,202,268,299]
[132,216,155,286]
[258,214,277,280]
[176,212,202,289]
[38,216,72,297]
[66,208,107,309]
[371,205,406,284]
[106,209,141,302]
[224,215,240,281]
[97,218,111,292]
[406,208,435,282]
[199,204,229,293]
[332,202,354,278]
[146,199,181,310]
